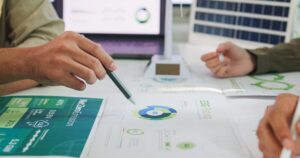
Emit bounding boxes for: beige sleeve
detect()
[6,0,64,47]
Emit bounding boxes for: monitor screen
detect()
[172,0,192,4]
[63,0,162,35]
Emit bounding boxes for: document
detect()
[88,93,250,158]
[114,61,300,97]
[0,96,105,157]
[113,60,221,94]
[218,72,300,96]
[228,98,275,158]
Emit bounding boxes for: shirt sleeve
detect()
[6,0,64,48]
[248,38,300,74]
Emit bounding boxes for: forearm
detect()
[0,79,39,96]
[0,47,32,83]
[248,38,300,74]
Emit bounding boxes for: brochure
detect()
[0,96,104,158]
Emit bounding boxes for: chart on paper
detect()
[88,93,250,158]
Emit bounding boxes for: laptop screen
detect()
[63,0,163,35]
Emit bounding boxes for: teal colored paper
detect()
[0,96,103,157]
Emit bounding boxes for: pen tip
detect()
[129,98,136,105]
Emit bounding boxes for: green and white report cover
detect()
[0,96,105,157]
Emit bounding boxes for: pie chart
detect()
[136,105,177,120]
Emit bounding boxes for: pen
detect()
[279,99,300,158]
[219,53,225,63]
[105,68,136,105]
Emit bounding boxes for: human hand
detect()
[23,32,116,90]
[257,93,300,158]
[200,41,255,78]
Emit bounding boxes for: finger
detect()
[257,119,282,157]
[297,121,300,135]
[206,58,222,68]
[75,35,116,71]
[211,64,224,74]
[59,73,86,91]
[216,41,234,53]
[268,96,297,144]
[215,65,229,78]
[71,47,106,80]
[293,133,300,154]
[268,109,293,146]
[65,58,98,85]
[292,121,300,154]
[222,56,231,65]
[264,105,275,116]
[201,52,218,61]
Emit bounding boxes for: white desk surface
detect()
[9,41,276,158]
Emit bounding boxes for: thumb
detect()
[216,41,235,54]
[269,95,298,149]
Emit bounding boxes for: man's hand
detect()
[200,41,255,78]
[23,32,116,90]
[257,93,300,158]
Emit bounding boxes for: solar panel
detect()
[189,0,297,45]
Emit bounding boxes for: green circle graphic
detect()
[127,129,144,135]
[135,8,151,23]
[250,74,295,90]
[177,142,196,150]
[135,105,177,120]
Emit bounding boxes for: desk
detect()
[8,9,278,157]
[9,41,276,158]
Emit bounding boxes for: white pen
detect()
[280,99,300,158]
[219,53,225,63]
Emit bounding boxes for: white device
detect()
[144,55,190,82]
[144,0,190,82]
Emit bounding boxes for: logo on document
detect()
[27,120,50,128]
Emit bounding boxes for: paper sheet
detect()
[227,97,275,158]
[219,72,300,97]
[88,93,250,158]
[111,60,222,94]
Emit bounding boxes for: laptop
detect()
[54,0,166,59]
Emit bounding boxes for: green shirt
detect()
[0,0,64,48]
[249,38,300,74]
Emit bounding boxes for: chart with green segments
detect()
[135,105,177,120]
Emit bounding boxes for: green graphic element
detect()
[165,141,171,151]
[0,96,103,157]
[0,108,28,128]
[135,105,177,120]
[6,98,32,108]
[177,142,196,150]
[29,98,67,109]
[135,8,151,23]
[250,74,295,90]
[126,129,144,135]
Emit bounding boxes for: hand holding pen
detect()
[256,94,300,158]
[201,41,255,78]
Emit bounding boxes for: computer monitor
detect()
[63,0,163,35]
[54,0,166,59]
[172,0,192,5]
